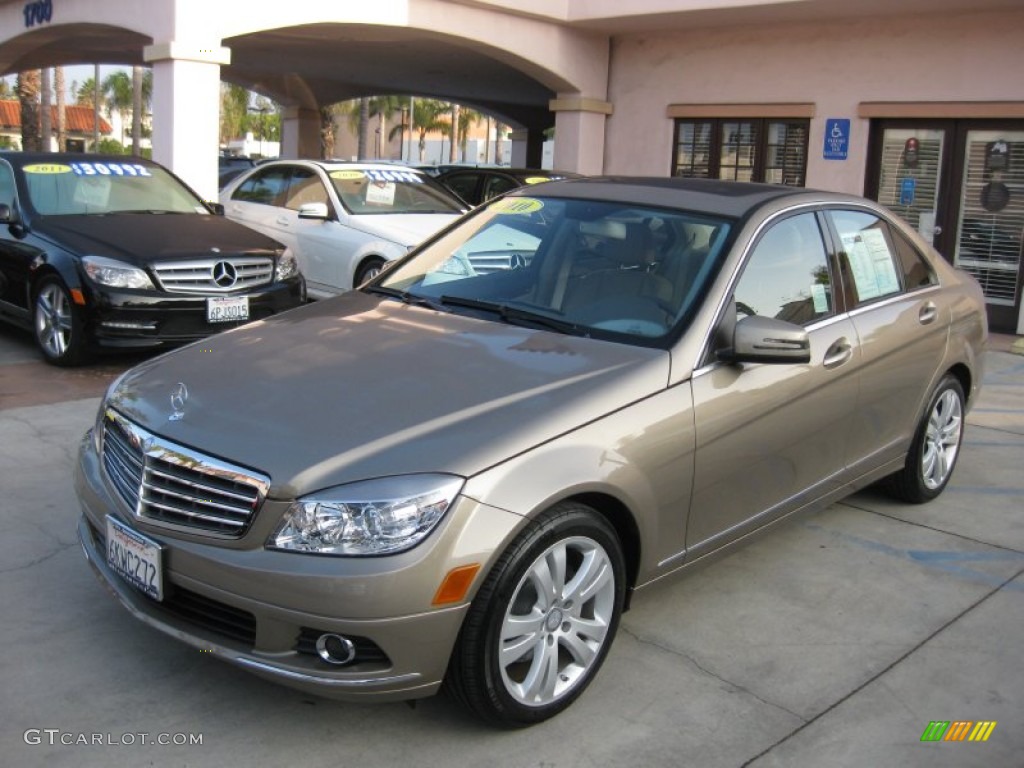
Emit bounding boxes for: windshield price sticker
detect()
[330,170,366,181]
[365,168,423,184]
[23,163,72,175]
[106,516,163,601]
[70,162,152,178]
[490,197,544,215]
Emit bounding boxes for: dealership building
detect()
[1,0,1022,333]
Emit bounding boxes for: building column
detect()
[143,41,230,202]
[509,129,545,168]
[549,96,613,176]
[280,106,322,160]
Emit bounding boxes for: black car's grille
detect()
[102,410,269,536]
[152,256,274,293]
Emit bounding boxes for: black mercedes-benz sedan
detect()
[0,153,305,365]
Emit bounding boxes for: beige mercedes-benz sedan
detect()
[76,178,987,727]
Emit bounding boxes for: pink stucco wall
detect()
[604,7,1024,193]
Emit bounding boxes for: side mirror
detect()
[297,202,329,220]
[205,202,225,216]
[0,202,16,224]
[719,315,810,364]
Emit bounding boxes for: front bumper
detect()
[83,277,306,348]
[74,430,522,702]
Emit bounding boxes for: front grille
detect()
[102,410,269,536]
[466,250,533,275]
[162,587,258,645]
[88,521,257,646]
[152,257,274,293]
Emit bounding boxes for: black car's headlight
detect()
[82,255,155,290]
[269,474,464,556]
[275,248,299,282]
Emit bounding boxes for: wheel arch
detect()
[554,491,642,611]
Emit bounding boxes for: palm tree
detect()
[357,97,369,159]
[367,95,403,159]
[75,77,98,107]
[220,83,249,146]
[17,70,41,151]
[459,107,482,161]
[55,66,66,152]
[449,103,460,162]
[412,99,449,162]
[103,70,132,145]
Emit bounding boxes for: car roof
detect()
[2,152,161,169]
[256,159,431,175]
[510,176,854,219]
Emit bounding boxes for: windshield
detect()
[375,195,733,345]
[328,168,464,215]
[21,160,208,216]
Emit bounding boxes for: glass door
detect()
[870,124,952,253]
[952,129,1024,331]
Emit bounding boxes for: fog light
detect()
[315,633,356,665]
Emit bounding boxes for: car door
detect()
[224,165,292,241]
[439,171,484,206]
[686,210,861,559]
[0,161,36,318]
[281,166,352,296]
[824,208,950,474]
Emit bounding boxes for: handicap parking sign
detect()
[823,118,850,161]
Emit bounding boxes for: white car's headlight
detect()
[82,255,155,289]
[275,248,299,281]
[269,474,464,556]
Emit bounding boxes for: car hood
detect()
[108,292,670,498]
[34,213,283,265]
[345,213,460,247]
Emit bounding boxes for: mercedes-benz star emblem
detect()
[212,261,238,288]
[169,382,188,421]
[509,253,527,270]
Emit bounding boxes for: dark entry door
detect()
[867,120,1024,333]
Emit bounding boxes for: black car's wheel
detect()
[354,257,386,286]
[886,374,965,503]
[446,501,625,727]
[33,277,91,366]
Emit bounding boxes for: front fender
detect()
[461,384,696,584]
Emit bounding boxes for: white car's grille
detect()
[152,257,273,293]
[101,410,269,536]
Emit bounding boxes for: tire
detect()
[445,501,625,727]
[33,276,91,366]
[354,257,386,287]
[886,374,965,503]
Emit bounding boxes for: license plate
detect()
[106,516,163,601]
[207,296,250,323]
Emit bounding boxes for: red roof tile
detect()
[0,99,112,134]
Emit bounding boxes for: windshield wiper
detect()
[363,285,447,311]
[114,209,186,215]
[438,295,581,335]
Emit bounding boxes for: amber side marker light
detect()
[70,288,86,305]
[432,564,482,606]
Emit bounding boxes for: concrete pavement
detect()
[1,325,1021,768]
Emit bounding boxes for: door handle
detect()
[823,338,853,369]
[276,216,290,226]
[919,301,938,325]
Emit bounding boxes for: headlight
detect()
[82,256,155,289]
[269,474,464,556]
[275,248,299,281]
